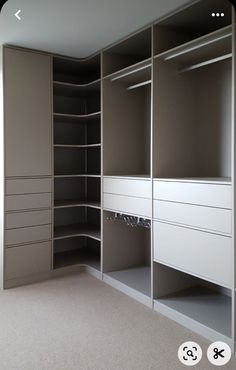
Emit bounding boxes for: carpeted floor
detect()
[0,272,235,370]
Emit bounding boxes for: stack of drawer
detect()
[103,177,152,218]
[153,180,232,288]
[5,178,52,282]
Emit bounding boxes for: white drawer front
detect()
[5,224,52,246]
[6,178,52,195]
[5,242,51,280]
[5,210,52,229]
[104,177,151,198]
[153,221,232,287]
[5,193,51,211]
[154,181,231,209]
[104,193,151,218]
[154,200,232,234]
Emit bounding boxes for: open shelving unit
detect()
[153,263,232,344]
[53,54,101,270]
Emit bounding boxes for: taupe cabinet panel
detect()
[4,48,52,177]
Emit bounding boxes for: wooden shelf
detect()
[106,266,151,297]
[54,174,101,178]
[53,112,101,122]
[54,144,101,148]
[154,177,232,185]
[154,25,232,63]
[54,249,100,270]
[54,199,101,209]
[104,58,152,82]
[53,79,100,96]
[154,285,231,339]
[54,224,101,241]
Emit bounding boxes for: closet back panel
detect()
[103,81,151,175]
[53,95,100,115]
[153,58,232,178]
[54,177,100,202]
[54,147,86,175]
[54,207,100,228]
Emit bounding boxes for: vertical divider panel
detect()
[50,55,54,271]
[232,7,236,354]
[151,25,154,304]
[0,46,4,289]
[101,51,104,276]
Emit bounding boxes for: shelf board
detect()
[154,25,232,67]
[54,224,101,241]
[106,266,151,297]
[53,111,101,122]
[54,200,101,209]
[104,57,152,82]
[155,285,231,338]
[54,249,100,270]
[53,79,100,96]
[54,144,101,148]
[54,174,101,178]
[154,177,232,185]
[103,174,151,181]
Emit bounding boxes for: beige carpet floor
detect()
[0,272,235,370]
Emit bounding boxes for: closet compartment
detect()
[54,116,100,146]
[54,177,100,208]
[54,146,100,176]
[153,0,232,55]
[103,211,151,306]
[103,27,151,77]
[153,221,232,288]
[54,206,101,241]
[153,263,232,344]
[153,32,232,180]
[103,64,151,176]
[53,236,100,271]
[53,90,100,116]
[53,54,100,84]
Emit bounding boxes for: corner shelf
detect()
[53,79,100,96]
[54,144,101,148]
[53,111,101,122]
[54,248,100,271]
[54,224,101,241]
[54,200,101,209]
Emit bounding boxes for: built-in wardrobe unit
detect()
[0,0,235,351]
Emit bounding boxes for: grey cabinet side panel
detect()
[4,48,52,177]
[0,46,4,289]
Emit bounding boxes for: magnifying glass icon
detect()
[187,350,194,357]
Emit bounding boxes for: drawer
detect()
[5,241,51,280]
[104,177,151,198]
[5,224,52,246]
[104,193,151,217]
[153,221,232,287]
[154,181,231,209]
[154,200,232,234]
[5,210,52,229]
[6,178,52,195]
[5,193,51,211]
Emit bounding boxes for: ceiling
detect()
[0,0,194,58]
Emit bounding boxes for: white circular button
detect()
[178,341,202,366]
[207,341,231,366]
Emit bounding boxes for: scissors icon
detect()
[213,348,225,359]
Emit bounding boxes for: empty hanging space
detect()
[54,237,100,271]
[103,61,151,177]
[54,177,100,209]
[153,263,232,344]
[153,23,232,181]
[103,211,151,306]
[54,206,101,241]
